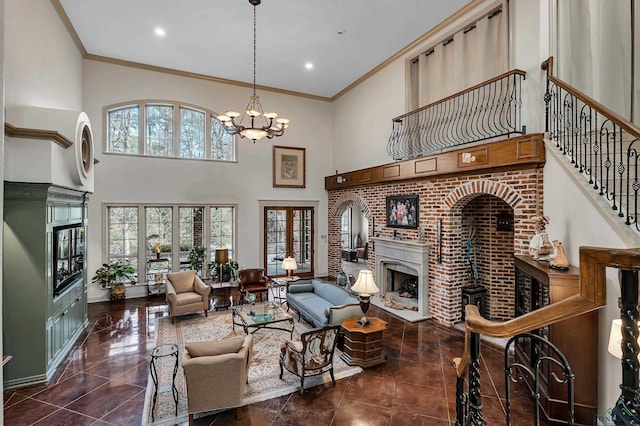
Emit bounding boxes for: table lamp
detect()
[215,248,228,283]
[350,269,378,326]
[608,318,640,425]
[282,256,297,281]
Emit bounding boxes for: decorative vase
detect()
[354,232,362,248]
[336,270,348,287]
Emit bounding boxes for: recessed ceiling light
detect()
[305,62,313,70]
[155,27,166,37]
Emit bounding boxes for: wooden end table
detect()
[340,316,387,367]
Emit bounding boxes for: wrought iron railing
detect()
[387,69,526,160]
[455,247,640,426]
[543,57,640,232]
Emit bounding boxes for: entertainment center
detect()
[3,182,89,388]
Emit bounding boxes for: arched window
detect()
[105,101,236,161]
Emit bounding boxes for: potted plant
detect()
[92,260,137,301]
[188,246,206,276]
[209,258,239,282]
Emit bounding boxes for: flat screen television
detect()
[53,224,85,297]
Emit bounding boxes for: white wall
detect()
[82,60,334,302]
[0,1,5,423]
[4,0,83,110]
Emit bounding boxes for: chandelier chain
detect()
[252,3,257,94]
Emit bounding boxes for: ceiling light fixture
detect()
[305,62,314,70]
[154,27,165,37]
[216,0,290,143]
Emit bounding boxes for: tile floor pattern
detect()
[4,297,535,425]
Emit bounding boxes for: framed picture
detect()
[273,146,306,188]
[386,194,419,229]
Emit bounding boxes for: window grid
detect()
[210,207,235,262]
[107,206,139,270]
[107,105,139,154]
[146,105,174,157]
[179,107,205,159]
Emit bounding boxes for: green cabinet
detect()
[3,183,89,388]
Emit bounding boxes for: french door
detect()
[264,207,314,278]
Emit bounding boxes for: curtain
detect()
[557,0,632,121]
[417,7,508,107]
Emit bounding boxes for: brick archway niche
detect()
[327,169,542,325]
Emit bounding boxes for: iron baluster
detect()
[468,332,486,426]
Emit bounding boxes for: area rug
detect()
[141,309,362,425]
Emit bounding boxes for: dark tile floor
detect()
[4,297,533,425]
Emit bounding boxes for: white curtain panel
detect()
[418,8,507,107]
[557,0,632,121]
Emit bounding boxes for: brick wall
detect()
[327,168,543,325]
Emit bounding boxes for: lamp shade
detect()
[215,248,229,264]
[608,318,640,360]
[282,256,297,271]
[351,269,378,295]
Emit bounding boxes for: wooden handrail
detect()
[455,246,640,377]
[541,57,640,140]
[391,69,527,122]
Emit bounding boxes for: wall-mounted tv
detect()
[386,194,419,229]
[53,224,85,297]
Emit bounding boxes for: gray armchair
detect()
[165,270,210,323]
[182,335,253,424]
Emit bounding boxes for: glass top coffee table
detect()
[232,301,294,338]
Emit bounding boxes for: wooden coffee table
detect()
[232,302,294,338]
[340,316,387,367]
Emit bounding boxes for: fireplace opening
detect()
[388,269,418,299]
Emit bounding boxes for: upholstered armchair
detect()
[279,325,341,394]
[165,270,211,324]
[182,335,253,424]
[238,268,269,304]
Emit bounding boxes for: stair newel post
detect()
[612,270,640,425]
[468,331,486,425]
[455,373,466,426]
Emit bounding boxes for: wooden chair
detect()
[356,244,368,264]
[238,268,269,304]
[279,325,341,394]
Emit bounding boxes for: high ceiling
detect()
[58,0,470,99]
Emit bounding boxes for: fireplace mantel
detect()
[371,237,431,321]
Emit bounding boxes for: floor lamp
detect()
[215,248,228,283]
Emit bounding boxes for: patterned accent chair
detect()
[238,268,269,304]
[165,270,211,324]
[182,335,253,424]
[279,325,341,394]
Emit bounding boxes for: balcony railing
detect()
[543,57,640,232]
[387,69,526,160]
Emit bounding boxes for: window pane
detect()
[210,207,235,261]
[107,207,138,271]
[146,207,173,264]
[146,105,173,156]
[180,207,205,271]
[211,116,235,161]
[107,106,139,153]
[179,107,205,159]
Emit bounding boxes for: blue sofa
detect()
[286,279,363,327]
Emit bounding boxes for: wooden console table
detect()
[340,316,387,367]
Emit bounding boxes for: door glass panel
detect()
[265,207,313,277]
[179,207,204,271]
[146,207,173,265]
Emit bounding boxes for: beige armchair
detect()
[165,270,211,324]
[182,335,253,424]
[279,325,341,394]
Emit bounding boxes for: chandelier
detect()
[216,0,290,142]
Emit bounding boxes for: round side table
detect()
[149,343,179,420]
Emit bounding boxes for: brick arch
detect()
[327,192,373,279]
[329,192,372,221]
[442,180,523,210]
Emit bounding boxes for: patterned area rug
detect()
[141,308,362,425]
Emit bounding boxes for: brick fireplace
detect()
[328,167,541,325]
